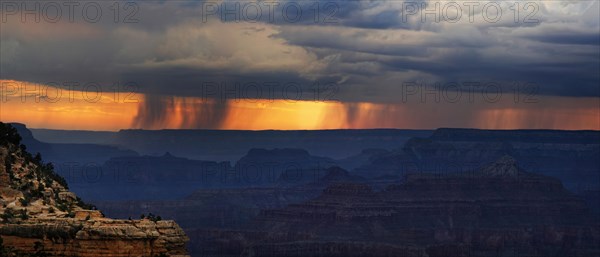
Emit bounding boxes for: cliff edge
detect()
[0,122,189,257]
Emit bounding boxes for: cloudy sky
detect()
[1,0,599,130]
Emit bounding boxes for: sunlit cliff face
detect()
[1,80,599,131]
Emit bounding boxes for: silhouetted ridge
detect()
[431,128,600,143]
[356,128,600,192]
[9,123,138,165]
[322,166,349,179]
[318,166,366,185]
[245,148,310,158]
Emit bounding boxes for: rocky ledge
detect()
[1,215,188,257]
[0,122,189,256]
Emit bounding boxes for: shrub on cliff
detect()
[1,208,15,223]
[18,197,29,207]
[75,196,96,210]
[140,213,162,222]
[1,123,99,217]
[0,122,22,147]
[1,123,68,190]
[19,210,28,220]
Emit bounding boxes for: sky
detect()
[1,0,599,131]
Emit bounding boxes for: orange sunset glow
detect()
[2,80,599,131]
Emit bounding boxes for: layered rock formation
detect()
[198,156,600,257]
[0,122,189,256]
[81,152,230,200]
[66,147,337,201]
[94,167,367,256]
[111,129,430,161]
[1,218,188,257]
[354,128,600,192]
[11,123,138,165]
[235,148,337,187]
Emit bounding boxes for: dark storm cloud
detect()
[132,93,230,129]
[119,65,341,101]
[0,0,599,103]
[375,42,599,98]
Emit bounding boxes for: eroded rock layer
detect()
[0,122,189,256]
[198,157,600,257]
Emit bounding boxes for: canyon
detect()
[5,123,599,256]
[190,156,600,256]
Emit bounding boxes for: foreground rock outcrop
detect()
[1,218,188,257]
[0,122,189,256]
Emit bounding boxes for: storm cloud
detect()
[1,0,598,104]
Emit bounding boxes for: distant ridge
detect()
[431,127,600,143]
